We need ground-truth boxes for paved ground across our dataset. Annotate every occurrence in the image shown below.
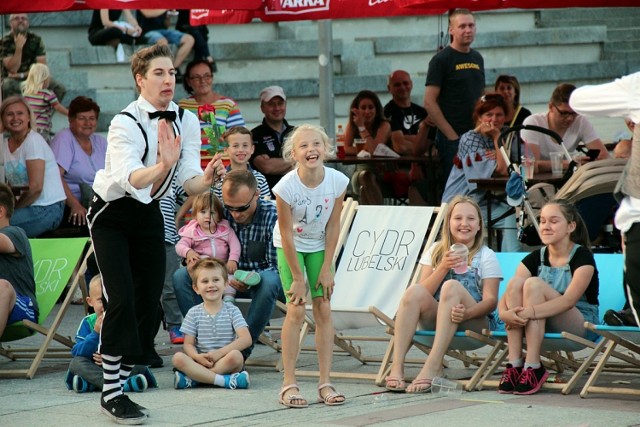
[1,303,639,427]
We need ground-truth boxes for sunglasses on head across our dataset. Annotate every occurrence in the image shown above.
[223,192,256,213]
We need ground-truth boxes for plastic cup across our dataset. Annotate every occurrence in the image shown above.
[450,243,468,274]
[354,138,366,153]
[431,377,463,397]
[521,156,535,180]
[550,152,563,175]
[336,143,346,159]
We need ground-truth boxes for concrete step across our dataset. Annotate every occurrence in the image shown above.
[603,50,640,61]
[536,7,640,27]
[604,40,640,52]
[607,28,640,42]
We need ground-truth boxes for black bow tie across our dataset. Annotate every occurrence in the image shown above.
[149,110,177,122]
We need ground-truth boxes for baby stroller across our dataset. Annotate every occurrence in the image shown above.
[500,125,623,252]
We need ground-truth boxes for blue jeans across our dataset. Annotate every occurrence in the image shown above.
[435,130,460,194]
[11,201,64,237]
[173,266,284,357]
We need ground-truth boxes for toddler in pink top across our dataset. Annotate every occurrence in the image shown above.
[176,191,242,302]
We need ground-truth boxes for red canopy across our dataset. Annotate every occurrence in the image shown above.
[398,0,640,9]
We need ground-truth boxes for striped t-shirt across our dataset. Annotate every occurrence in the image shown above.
[180,302,248,354]
[24,89,59,138]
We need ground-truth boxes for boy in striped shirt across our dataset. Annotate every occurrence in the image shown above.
[171,257,251,390]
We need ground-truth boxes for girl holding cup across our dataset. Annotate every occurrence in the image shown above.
[385,195,502,393]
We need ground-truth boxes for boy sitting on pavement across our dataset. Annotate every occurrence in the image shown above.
[65,275,157,393]
[172,258,251,390]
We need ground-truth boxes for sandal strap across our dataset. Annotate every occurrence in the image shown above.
[318,383,345,403]
[279,383,300,399]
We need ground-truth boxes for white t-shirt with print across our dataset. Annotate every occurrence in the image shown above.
[419,243,502,281]
[521,113,599,159]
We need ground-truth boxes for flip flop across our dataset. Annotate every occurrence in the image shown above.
[384,376,406,392]
[234,270,261,287]
[279,384,308,409]
[406,378,432,393]
[317,383,346,406]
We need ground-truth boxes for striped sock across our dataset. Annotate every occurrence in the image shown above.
[119,363,134,388]
[101,354,122,403]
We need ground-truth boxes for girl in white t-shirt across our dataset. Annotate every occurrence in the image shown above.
[385,195,502,393]
[273,124,349,408]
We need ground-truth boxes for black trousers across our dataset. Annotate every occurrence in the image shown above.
[88,195,165,363]
[624,222,640,325]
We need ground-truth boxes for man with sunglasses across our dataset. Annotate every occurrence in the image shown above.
[521,83,608,172]
[172,170,283,359]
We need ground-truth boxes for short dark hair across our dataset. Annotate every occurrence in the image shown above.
[494,75,522,107]
[223,126,252,142]
[550,83,576,105]
[0,183,15,218]
[222,169,258,196]
[68,96,100,119]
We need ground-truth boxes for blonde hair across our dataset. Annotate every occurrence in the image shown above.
[21,63,50,95]
[282,124,334,165]
[190,257,228,284]
[431,195,484,267]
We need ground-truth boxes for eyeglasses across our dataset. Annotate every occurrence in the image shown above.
[552,104,578,118]
[223,192,256,213]
[188,74,213,82]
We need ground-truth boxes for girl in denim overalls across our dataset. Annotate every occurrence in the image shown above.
[498,200,599,395]
[386,195,502,393]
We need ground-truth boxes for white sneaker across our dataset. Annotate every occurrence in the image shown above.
[116,44,126,63]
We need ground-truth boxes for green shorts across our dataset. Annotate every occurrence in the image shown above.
[276,248,332,302]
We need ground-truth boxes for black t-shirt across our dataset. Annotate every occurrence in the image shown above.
[137,11,167,33]
[521,245,599,305]
[250,119,294,191]
[425,46,485,136]
[384,101,427,135]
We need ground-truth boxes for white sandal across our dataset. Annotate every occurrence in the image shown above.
[279,384,308,409]
[317,383,346,406]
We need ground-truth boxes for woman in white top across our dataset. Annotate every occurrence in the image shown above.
[1,96,65,237]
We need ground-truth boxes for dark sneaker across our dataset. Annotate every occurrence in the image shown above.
[224,371,250,389]
[169,326,185,345]
[604,309,638,327]
[513,366,549,395]
[497,364,522,394]
[101,394,146,425]
[72,375,96,393]
[174,370,198,389]
[123,374,148,393]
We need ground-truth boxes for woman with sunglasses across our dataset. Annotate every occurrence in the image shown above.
[521,83,609,172]
[442,93,521,252]
[494,75,532,162]
[178,59,245,168]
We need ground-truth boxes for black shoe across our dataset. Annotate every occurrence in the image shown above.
[101,395,146,425]
[143,350,164,368]
[513,366,549,395]
[604,309,638,327]
[497,364,522,394]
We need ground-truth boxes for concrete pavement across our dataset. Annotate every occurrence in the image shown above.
[1,303,639,427]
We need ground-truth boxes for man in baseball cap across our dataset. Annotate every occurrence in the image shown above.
[250,86,294,194]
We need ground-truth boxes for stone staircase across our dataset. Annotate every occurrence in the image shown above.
[8,7,640,140]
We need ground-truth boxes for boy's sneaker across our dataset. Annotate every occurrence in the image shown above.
[224,371,250,389]
[513,366,549,395]
[223,295,236,304]
[123,374,148,393]
[497,364,522,394]
[72,375,95,393]
[174,370,198,389]
[169,326,185,345]
[101,394,146,425]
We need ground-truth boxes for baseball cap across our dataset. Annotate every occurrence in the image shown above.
[260,86,286,103]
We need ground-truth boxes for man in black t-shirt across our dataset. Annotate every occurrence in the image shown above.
[424,9,485,191]
[250,86,294,195]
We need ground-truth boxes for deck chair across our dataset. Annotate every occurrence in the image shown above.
[294,203,446,382]
[245,198,359,371]
[475,252,627,394]
[578,323,640,397]
[0,238,89,379]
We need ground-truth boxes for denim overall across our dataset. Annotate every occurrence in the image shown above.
[537,245,599,329]
[435,253,499,331]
